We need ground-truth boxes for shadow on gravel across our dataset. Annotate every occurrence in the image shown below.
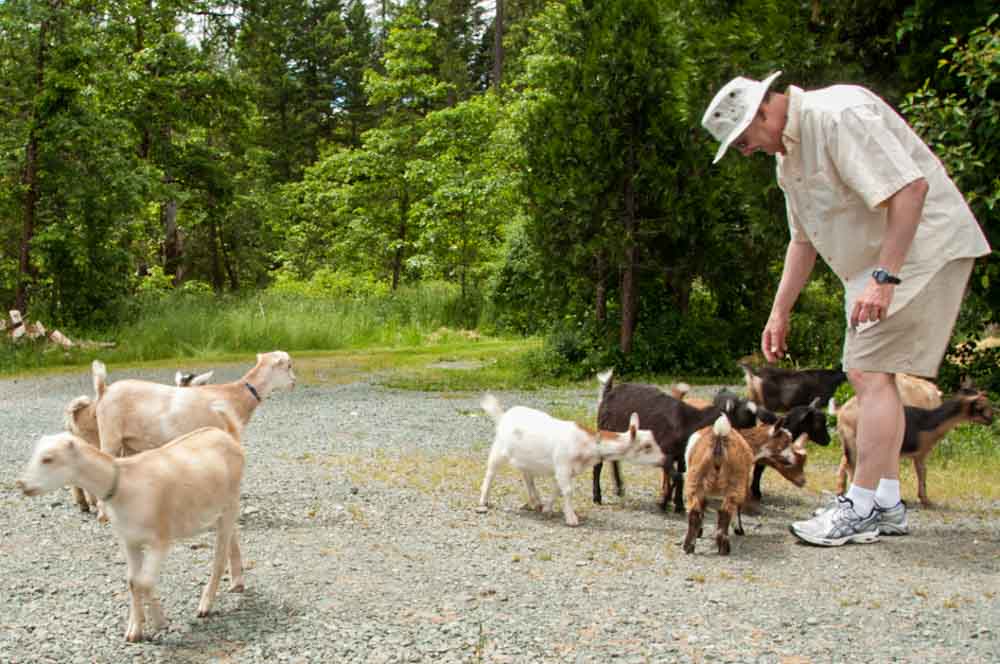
[146,587,301,663]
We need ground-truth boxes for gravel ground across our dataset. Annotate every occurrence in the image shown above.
[0,360,998,664]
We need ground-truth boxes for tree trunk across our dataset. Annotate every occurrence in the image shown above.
[619,147,639,355]
[208,214,224,292]
[595,249,607,325]
[391,192,409,291]
[15,5,56,314]
[161,195,183,284]
[493,0,504,92]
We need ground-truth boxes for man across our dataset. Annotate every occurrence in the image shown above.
[701,72,990,546]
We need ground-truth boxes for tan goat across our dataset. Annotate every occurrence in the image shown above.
[95,351,294,459]
[63,361,214,512]
[683,415,754,555]
[17,405,246,642]
[835,373,942,503]
[838,389,993,505]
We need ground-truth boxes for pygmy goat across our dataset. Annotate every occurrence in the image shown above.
[739,363,846,412]
[17,405,245,642]
[683,415,754,555]
[477,394,664,526]
[748,399,831,503]
[837,391,993,506]
[593,369,759,513]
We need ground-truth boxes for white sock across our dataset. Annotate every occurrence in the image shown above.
[845,484,876,517]
[875,478,901,508]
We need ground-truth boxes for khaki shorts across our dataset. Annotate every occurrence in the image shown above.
[842,258,974,377]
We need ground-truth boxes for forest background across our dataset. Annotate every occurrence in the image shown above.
[1,0,998,392]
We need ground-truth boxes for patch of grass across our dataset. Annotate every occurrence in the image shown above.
[807,424,1000,508]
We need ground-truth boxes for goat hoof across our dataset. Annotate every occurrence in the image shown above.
[683,542,695,555]
[475,505,488,514]
[197,609,210,618]
[229,582,245,593]
[673,505,686,515]
[718,539,731,555]
[734,526,745,536]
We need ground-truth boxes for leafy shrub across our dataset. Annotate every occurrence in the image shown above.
[268,267,390,299]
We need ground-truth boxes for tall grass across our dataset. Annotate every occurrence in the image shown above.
[0,282,492,375]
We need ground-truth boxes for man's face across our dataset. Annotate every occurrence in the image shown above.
[733,98,785,157]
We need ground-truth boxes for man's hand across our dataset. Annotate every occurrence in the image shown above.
[762,313,790,362]
[850,281,895,328]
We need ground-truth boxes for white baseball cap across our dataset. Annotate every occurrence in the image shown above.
[701,71,782,163]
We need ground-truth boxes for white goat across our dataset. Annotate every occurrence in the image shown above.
[96,351,295,459]
[477,394,665,526]
[16,405,245,642]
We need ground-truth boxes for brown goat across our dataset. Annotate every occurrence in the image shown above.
[683,415,754,555]
[838,391,994,505]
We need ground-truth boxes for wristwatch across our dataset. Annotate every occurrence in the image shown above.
[871,267,902,285]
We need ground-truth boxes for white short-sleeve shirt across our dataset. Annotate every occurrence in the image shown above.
[776,84,990,320]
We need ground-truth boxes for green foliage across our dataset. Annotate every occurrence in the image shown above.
[940,339,1000,400]
[901,14,1000,319]
[269,267,391,299]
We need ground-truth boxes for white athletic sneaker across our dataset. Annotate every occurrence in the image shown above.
[790,496,880,547]
[875,500,909,536]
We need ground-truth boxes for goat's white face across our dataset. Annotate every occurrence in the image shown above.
[619,428,666,467]
[259,351,296,391]
[16,434,79,497]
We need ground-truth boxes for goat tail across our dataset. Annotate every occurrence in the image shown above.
[210,401,243,440]
[670,382,691,400]
[91,360,108,400]
[712,414,731,471]
[480,394,504,422]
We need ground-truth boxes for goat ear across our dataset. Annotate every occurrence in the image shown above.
[809,397,821,409]
[792,435,808,454]
[772,416,786,433]
[191,371,213,386]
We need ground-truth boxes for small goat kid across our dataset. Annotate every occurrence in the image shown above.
[17,405,246,642]
[683,415,754,555]
[837,391,993,506]
[478,394,664,526]
[739,363,846,412]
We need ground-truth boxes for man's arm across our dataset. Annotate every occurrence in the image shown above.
[763,239,817,362]
[850,177,928,327]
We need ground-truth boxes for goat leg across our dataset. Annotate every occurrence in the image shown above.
[611,460,625,497]
[750,463,765,501]
[734,507,745,536]
[592,461,604,504]
[71,486,90,512]
[716,509,732,556]
[228,530,245,592]
[199,515,236,617]
[683,508,702,554]
[914,456,931,507]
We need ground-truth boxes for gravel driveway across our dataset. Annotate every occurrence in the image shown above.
[0,360,997,663]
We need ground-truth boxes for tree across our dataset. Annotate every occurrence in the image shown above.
[901,14,1000,319]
